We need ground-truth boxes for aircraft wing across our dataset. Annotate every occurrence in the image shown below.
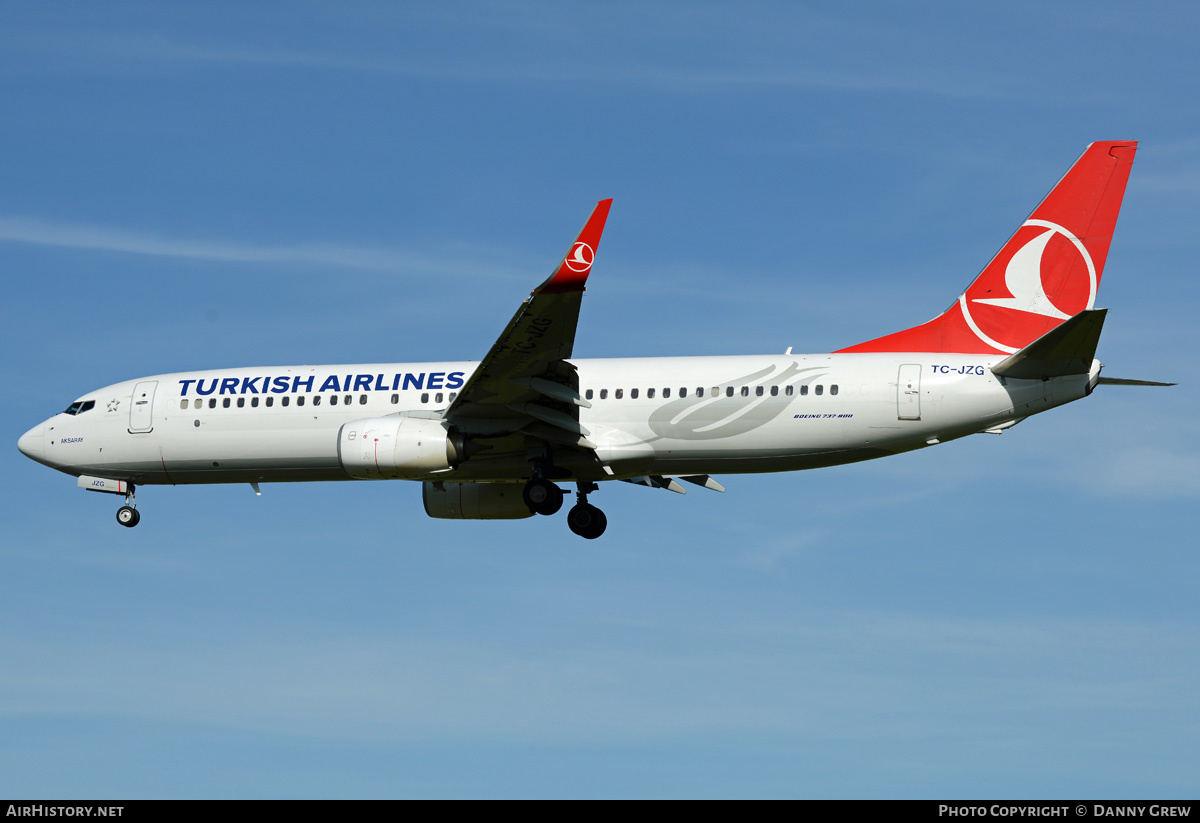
[444,199,612,449]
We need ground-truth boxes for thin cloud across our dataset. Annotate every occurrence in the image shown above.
[1081,447,1200,499]
[0,215,525,280]
[2,611,1195,744]
[72,33,1023,101]
[1131,169,1200,193]
[89,34,448,77]
[625,65,1021,99]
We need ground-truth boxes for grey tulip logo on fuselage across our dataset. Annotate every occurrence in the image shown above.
[645,363,827,442]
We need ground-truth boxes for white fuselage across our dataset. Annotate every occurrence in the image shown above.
[18,352,1095,487]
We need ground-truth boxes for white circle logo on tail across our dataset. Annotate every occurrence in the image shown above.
[959,219,1097,353]
[565,241,594,273]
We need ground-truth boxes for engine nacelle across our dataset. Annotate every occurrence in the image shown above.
[422,482,534,520]
[337,417,459,479]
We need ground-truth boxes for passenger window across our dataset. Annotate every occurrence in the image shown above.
[345,394,352,406]
[600,389,608,399]
[631,388,638,399]
[312,395,321,406]
[756,386,764,396]
[800,385,808,396]
[647,388,655,399]
[725,387,733,397]
[330,395,338,406]
[209,398,217,408]
[663,388,671,398]
[831,384,838,396]
[359,394,367,405]
[421,393,429,403]
[770,386,778,396]
[180,399,189,410]
[786,386,794,396]
[223,398,231,408]
[391,393,399,404]
[297,395,306,406]
[740,386,749,397]
[237,397,245,408]
[815,385,823,396]
[586,389,594,400]
[616,389,623,399]
[282,397,289,407]
[698,387,705,398]
[711,387,719,397]
[251,397,259,407]
[266,397,274,408]
[679,387,687,398]
[449,392,457,402]
[436,392,444,403]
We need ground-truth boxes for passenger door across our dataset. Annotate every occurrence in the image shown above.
[896,364,921,421]
[129,380,157,433]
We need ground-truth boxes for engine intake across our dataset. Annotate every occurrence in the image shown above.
[338,417,461,479]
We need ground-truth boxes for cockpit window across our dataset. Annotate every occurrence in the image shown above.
[63,400,95,416]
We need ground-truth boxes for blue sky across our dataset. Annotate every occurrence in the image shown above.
[2,1,1198,798]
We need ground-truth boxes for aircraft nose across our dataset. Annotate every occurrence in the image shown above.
[18,423,44,462]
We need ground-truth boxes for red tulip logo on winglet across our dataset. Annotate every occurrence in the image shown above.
[565,241,595,273]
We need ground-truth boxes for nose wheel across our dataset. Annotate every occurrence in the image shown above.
[115,485,140,528]
[566,482,606,539]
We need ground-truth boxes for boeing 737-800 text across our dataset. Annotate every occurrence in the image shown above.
[18,141,1170,538]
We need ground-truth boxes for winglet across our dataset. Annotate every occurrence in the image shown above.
[535,199,613,295]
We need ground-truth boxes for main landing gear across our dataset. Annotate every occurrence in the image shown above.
[522,477,564,516]
[521,478,607,539]
[567,481,606,540]
[115,485,141,528]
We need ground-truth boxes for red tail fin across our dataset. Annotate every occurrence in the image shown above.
[838,141,1137,354]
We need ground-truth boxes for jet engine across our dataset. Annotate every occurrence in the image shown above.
[422,482,534,519]
[337,417,465,479]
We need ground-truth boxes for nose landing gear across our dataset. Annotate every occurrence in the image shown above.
[115,485,140,528]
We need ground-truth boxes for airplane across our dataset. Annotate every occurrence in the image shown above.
[17,141,1172,539]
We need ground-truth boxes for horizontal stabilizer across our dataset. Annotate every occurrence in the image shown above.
[991,309,1106,380]
[1096,377,1177,387]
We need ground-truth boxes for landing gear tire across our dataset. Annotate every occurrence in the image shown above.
[116,506,140,528]
[523,478,564,516]
[567,503,607,539]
